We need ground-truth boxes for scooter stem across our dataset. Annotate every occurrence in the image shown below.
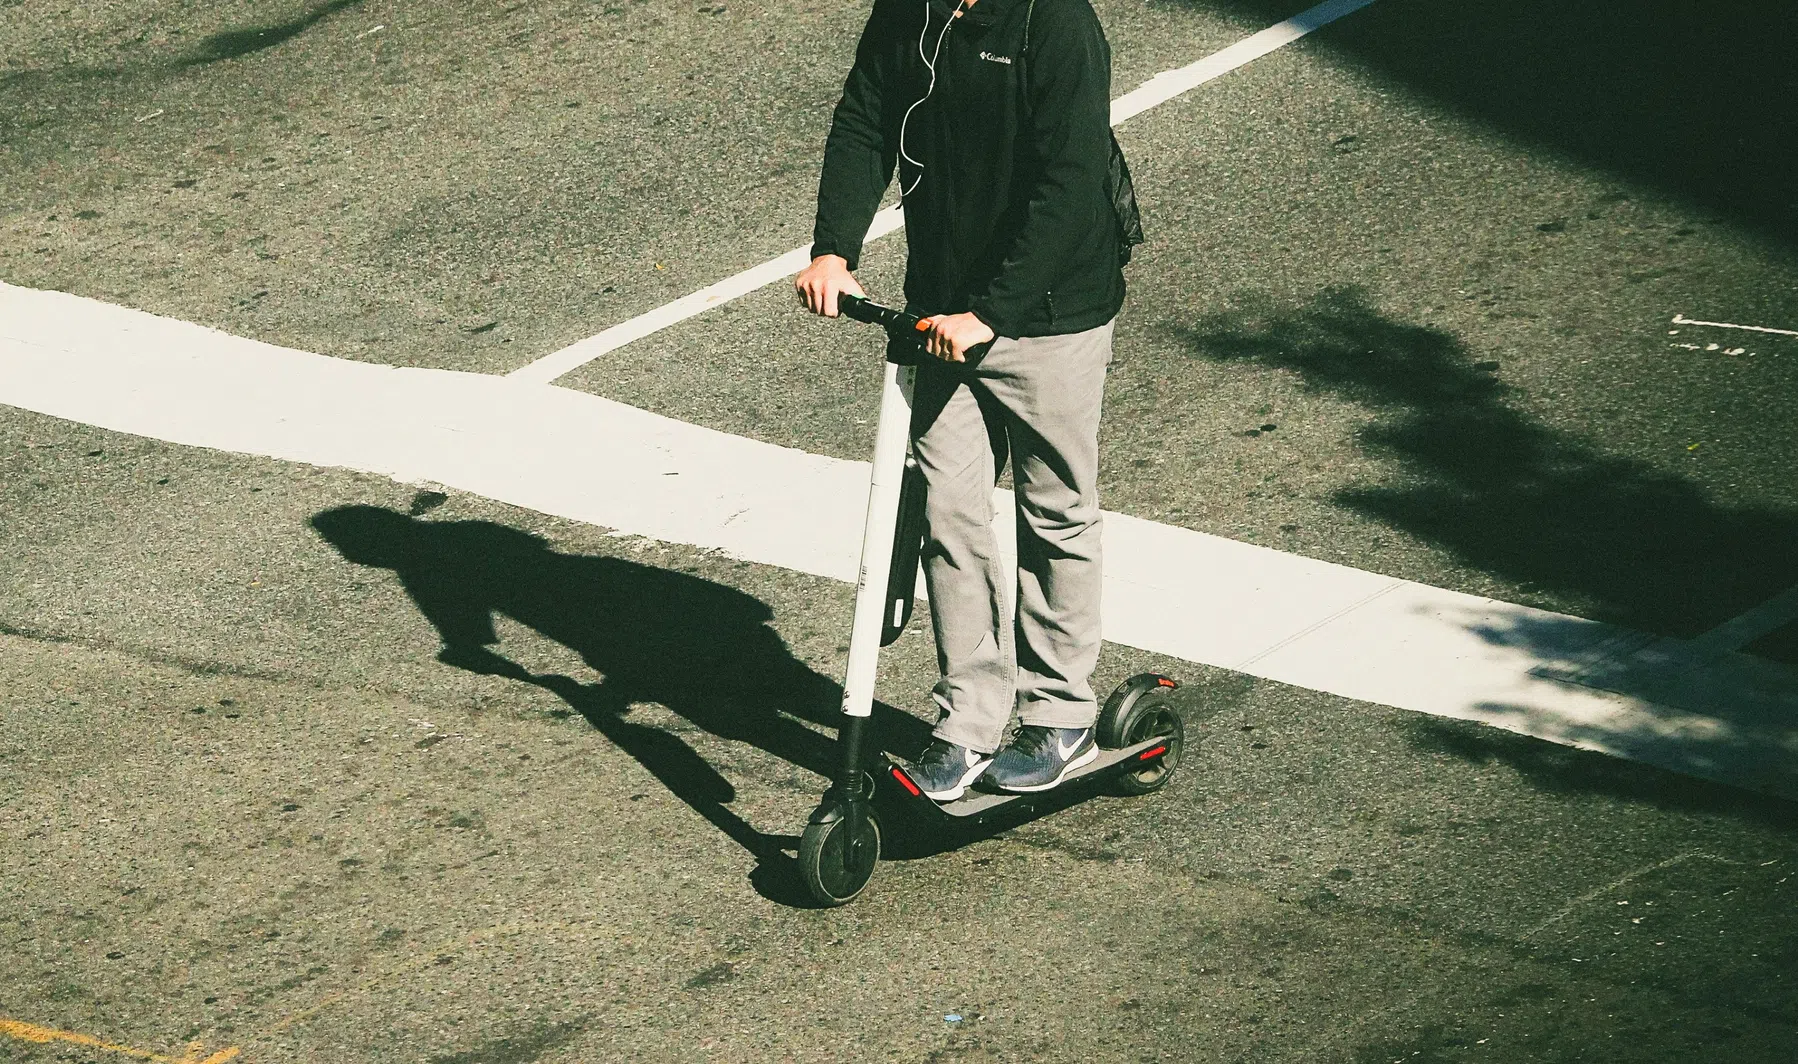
[840,358,916,728]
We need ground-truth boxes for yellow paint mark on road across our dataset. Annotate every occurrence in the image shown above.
[179,1042,242,1064]
[0,1017,239,1064]
[5,922,613,1060]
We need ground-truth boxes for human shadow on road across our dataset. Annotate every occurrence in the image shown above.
[1193,0,1798,249]
[309,504,934,904]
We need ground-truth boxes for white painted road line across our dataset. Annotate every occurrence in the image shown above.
[1108,0,1379,124]
[1688,583,1798,659]
[508,242,815,387]
[1671,314,1798,339]
[509,209,908,387]
[6,281,1797,800]
[508,0,1381,386]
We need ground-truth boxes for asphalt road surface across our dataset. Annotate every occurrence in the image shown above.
[3,1,1796,1061]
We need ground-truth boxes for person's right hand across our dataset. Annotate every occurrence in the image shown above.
[795,254,865,318]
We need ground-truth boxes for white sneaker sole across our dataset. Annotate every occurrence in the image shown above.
[993,744,1099,794]
[920,757,994,802]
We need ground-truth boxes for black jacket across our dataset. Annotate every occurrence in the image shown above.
[810,0,1124,338]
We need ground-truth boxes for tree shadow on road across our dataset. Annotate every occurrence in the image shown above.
[1185,285,1798,638]
[1193,0,1798,250]
[1,0,366,144]
[1398,713,1798,835]
[309,504,934,906]
[1185,287,1798,812]
[180,0,366,67]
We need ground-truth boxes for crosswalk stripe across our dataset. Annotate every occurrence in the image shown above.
[6,280,1795,799]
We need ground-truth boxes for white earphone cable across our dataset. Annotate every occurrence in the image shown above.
[897,0,964,199]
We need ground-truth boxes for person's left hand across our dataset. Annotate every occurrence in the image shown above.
[919,312,995,363]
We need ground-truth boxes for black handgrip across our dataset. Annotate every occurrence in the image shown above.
[838,293,929,337]
[837,293,994,365]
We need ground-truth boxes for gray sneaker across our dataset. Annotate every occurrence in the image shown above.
[905,739,994,802]
[983,725,1098,793]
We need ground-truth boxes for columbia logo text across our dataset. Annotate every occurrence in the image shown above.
[979,51,1013,64]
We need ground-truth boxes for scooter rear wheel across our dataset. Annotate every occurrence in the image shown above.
[1097,674,1185,796]
[799,803,881,906]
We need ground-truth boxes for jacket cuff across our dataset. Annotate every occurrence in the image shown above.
[809,240,860,272]
[967,301,1009,339]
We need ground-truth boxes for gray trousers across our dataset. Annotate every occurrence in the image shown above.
[910,320,1114,754]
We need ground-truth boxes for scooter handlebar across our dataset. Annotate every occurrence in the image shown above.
[837,293,931,337]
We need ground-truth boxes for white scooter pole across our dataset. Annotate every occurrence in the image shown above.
[825,293,934,793]
[840,358,916,724]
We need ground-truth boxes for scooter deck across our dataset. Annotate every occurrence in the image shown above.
[886,735,1174,820]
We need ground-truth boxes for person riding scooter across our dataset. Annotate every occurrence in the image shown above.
[797,0,1128,799]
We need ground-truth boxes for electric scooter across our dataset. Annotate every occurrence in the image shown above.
[797,293,1186,907]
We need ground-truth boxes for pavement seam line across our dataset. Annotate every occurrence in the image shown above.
[1231,578,1405,670]
[258,920,615,1040]
[505,0,1382,385]
[1520,851,1740,941]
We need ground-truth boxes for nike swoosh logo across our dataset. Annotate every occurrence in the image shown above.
[1056,735,1085,759]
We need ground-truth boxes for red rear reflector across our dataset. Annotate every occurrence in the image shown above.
[1138,745,1168,761]
[1157,677,1177,688]
[891,767,923,797]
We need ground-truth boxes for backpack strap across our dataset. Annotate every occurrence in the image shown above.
[1018,0,1143,265]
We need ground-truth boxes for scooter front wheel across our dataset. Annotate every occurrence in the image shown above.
[799,802,881,906]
